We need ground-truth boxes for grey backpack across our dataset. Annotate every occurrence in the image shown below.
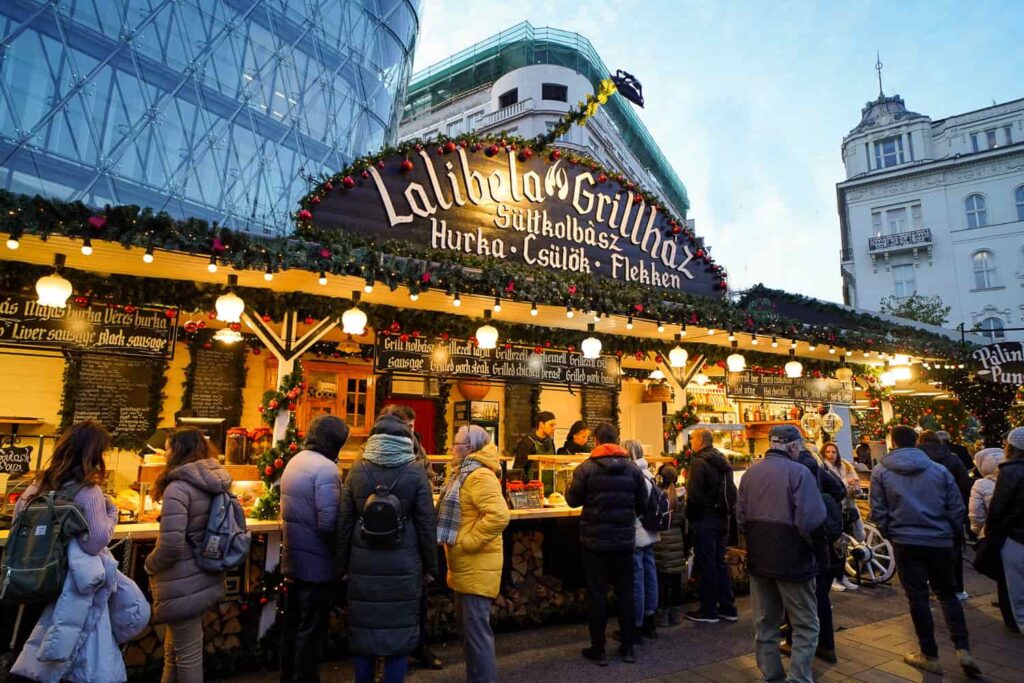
[191,491,250,572]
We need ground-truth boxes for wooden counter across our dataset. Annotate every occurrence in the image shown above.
[0,518,282,546]
[508,506,580,520]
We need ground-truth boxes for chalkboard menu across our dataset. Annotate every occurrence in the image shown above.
[504,384,535,456]
[375,337,620,388]
[185,343,245,425]
[582,388,617,433]
[0,292,177,358]
[0,445,32,475]
[726,371,854,405]
[70,355,160,445]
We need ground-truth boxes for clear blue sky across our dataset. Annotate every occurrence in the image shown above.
[413,0,1024,303]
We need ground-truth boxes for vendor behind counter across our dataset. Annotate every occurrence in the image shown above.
[511,411,557,481]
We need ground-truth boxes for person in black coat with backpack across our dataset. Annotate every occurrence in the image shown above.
[336,413,438,683]
[685,428,738,624]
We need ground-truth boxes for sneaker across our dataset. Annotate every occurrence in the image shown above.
[956,591,970,601]
[904,652,943,675]
[839,577,859,591]
[779,642,792,657]
[581,647,610,667]
[718,606,739,622]
[831,579,847,592]
[815,647,838,664]
[956,649,982,678]
[685,611,720,624]
[617,645,636,664]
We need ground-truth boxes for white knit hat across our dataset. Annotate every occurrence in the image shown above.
[1008,427,1024,451]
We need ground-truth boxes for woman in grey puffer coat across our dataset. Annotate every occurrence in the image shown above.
[145,428,233,683]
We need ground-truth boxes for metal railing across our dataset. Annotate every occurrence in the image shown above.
[868,228,932,253]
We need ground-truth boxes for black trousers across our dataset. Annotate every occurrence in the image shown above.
[279,579,332,683]
[657,571,684,609]
[693,517,735,617]
[581,547,635,650]
[893,544,970,657]
[952,536,965,594]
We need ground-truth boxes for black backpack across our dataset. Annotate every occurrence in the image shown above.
[640,481,672,532]
[359,463,411,546]
[0,483,88,604]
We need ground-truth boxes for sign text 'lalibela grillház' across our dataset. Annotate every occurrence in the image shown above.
[306,149,723,297]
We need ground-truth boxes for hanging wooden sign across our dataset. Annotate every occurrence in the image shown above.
[726,371,854,405]
[973,341,1024,385]
[302,148,724,297]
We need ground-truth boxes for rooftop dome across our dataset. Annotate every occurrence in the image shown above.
[849,93,926,136]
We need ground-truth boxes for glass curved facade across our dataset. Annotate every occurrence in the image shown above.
[0,0,420,235]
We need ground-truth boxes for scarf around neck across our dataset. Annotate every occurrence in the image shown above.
[362,433,415,467]
[436,452,490,545]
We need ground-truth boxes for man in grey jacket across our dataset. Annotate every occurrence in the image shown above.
[737,425,825,683]
[871,426,979,677]
[278,414,349,682]
[737,428,823,683]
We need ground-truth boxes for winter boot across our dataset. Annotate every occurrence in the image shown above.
[641,614,658,640]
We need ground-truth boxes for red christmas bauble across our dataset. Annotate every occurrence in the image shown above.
[597,173,607,184]
[486,144,500,156]
[269,399,279,409]
[400,159,414,173]
[304,316,315,325]
[252,348,261,355]
[533,345,543,354]
[444,141,457,154]
[342,175,355,189]
[289,442,299,452]
[323,181,333,191]
[310,196,321,205]
[549,149,561,161]
[165,309,177,319]
[297,209,312,221]
[202,342,212,349]
[274,458,284,469]
[230,322,241,332]
[440,332,450,341]
[184,321,198,334]
[360,170,369,179]
[264,466,274,476]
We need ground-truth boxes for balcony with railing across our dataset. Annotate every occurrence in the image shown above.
[478,98,535,129]
[867,228,933,268]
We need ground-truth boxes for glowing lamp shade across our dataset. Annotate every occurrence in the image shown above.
[726,352,746,372]
[785,360,804,378]
[649,369,666,381]
[476,323,499,350]
[834,366,854,381]
[668,345,689,368]
[581,324,602,359]
[891,365,912,381]
[215,291,245,324]
[879,371,896,387]
[213,327,242,344]
[342,306,367,335]
[35,272,73,308]
[694,373,709,386]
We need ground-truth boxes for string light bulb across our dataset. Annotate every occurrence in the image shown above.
[81,237,93,256]
[668,334,688,368]
[493,296,502,313]
[409,292,419,302]
[751,334,759,346]
[771,336,779,348]
[679,323,687,337]
[828,345,836,355]
[530,302,538,317]
[207,254,218,273]
[727,330,736,342]
[264,267,274,282]
[626,316,634,330]
[785,350,803,378]
[657,321,665,333]
[452,292,461,308]
[808,343,817,352]
[6,234,19,250]
[566,305,574,319]
[363,283,374,294]
[142,246,154,263]
[318,271,327,286]
[215,275,245,323]
[726,340,746,372]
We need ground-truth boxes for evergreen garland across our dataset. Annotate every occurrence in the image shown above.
[434,379,452,454]
[663,399,700,443]
[251,363,305,519]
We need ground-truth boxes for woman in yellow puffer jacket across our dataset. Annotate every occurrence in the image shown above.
[437,425,510,682]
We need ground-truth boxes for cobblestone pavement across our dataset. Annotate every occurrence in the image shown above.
[229,566,1022,681]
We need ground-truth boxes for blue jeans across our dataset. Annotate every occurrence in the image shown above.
[633,545,658,625]
[353,655,407,683]
[693,516,735,617]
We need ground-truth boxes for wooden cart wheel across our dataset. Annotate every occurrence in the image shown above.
[845,523,896,584]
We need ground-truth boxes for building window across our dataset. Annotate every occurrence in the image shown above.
[871,203,921,235]
[498,88,518,109]
[1015,185,1024,221]
[971,133,979,153]
[965,194,987,229]
[891,264,916,299]
[972,250,998,289]
[874,136,905,168]
[447,119,464,137]
[541,83,568,102]
[979,317,1005,340]
[1006,125,1014,145]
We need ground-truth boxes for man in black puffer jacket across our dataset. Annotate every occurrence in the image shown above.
[685,428,738,624]
[566,423,647,666]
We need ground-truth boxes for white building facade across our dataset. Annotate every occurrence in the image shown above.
[837,92,1024,342]
[397,23,691,219]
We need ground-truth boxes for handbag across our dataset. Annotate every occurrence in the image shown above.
[972,533,1006,581]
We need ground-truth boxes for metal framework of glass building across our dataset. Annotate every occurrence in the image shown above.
[0,0,420,235]
[403,22,689,214]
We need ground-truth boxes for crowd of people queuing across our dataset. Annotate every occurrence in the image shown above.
[3,411,1023,683]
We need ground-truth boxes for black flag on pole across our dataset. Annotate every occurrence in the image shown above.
[611,70,644,107]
